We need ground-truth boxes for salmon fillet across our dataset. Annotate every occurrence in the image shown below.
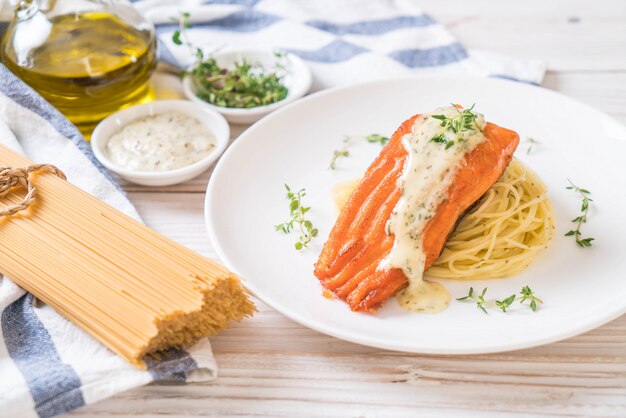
[314,113,520,312]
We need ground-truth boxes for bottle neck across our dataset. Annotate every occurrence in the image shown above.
[15,0,40,20]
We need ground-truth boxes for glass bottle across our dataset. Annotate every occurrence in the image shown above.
[0,0,157,138]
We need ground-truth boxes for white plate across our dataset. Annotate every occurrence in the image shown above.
[205,77,626,354]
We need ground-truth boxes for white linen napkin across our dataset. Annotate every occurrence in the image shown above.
[0,64,218,418]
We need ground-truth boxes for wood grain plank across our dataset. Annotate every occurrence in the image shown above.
[414,0,626,72]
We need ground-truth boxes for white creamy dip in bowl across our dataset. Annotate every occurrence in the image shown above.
[91,100,230,186]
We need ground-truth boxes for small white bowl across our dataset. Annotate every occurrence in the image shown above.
[91,100,230,186]
[182,48,312,124]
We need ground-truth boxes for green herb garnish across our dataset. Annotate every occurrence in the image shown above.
[430,133,455,150]
[172,13,192,45]
[458,286,543,313]
[365,134,390,146]
[329,148,350,170]
[173,12,288,109]
[518,286,543,311]
[275,184,318,250]
[495,294,516,312]
[523,137,540,154]
[565,180,595,248]
[172,12,203,61]
[456,287,488,314]
[430,104,481,149]
[329,133,390,170]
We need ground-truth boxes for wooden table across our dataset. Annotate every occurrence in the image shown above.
[70,1,626,416]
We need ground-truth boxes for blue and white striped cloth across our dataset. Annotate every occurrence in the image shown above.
[134,0,546,88]
[0,1,546,417]
[0,66,217,417]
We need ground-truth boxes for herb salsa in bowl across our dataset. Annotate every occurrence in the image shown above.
[182,48,312,124]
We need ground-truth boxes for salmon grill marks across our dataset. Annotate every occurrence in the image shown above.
[314,113,520,312]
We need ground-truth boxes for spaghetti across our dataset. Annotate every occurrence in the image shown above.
[333,158,554,281]
[0,145,255,368]
[427,158,555,279]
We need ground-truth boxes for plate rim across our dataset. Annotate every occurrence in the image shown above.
[205,75,626,355]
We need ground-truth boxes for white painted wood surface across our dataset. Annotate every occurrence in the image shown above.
[68,1,626,416]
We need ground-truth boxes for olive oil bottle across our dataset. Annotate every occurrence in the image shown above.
[1,1,157,138]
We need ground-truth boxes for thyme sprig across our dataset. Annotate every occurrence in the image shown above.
[172,12,203,60]
[457,286,543,313]
[329,134,390,170]
[495,294,516,312]
[172,12,288,108]
[365,134,390,146]
[523,137,541,155]
[329,149,350,170]
[565,180,595,248]
[275,185,318,250]
[456,287,488,314]
[430,133,455,150]
[430,104,481,149]
[518,285,543,311]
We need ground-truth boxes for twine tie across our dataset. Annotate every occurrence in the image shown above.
[0,164,66,217]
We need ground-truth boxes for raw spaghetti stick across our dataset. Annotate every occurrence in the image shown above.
[0,145,255,368]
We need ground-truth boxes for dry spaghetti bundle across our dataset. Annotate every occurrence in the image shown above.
[0,145,254,368]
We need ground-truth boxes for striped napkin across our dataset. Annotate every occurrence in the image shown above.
[0,1,546,417]
[0,64,218,418]
[134,0,546,88]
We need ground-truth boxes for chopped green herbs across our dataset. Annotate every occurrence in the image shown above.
[276,185,318,250]
[565,180,595,248]
[189,58,288,108]
[329,133,390,170]
[430,104,481,149]
[457,286,543,313]
[173,12,288,108]
[430,133,455,150]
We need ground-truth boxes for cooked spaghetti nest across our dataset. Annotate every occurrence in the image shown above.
[426,158,555,279]
[333,158,555,280]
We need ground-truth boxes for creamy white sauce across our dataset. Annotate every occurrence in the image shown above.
[396,281,451,313]
[380,106,487,312]
[106,112,216,171]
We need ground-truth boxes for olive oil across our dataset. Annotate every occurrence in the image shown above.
[1,11,157,138]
